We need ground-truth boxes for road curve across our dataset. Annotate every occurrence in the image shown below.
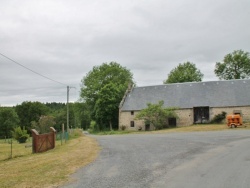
[61,130,250,188]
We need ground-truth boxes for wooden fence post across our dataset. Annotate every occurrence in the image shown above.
[31,129,39,153]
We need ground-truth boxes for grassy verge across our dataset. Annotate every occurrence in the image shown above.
[0,134,100,188]
[153,123,250,133]
[92,130,137,135]
[147,124,235,133]
[92,123,250,135]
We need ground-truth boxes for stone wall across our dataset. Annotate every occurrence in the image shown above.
[119,106,250,131]
[211,106,250,122]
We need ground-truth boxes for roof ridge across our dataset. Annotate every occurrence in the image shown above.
[135,79,250,88]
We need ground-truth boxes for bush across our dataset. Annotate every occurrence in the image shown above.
[88,121,99,133]
[69,129,83,139]
[120,125,126,131]
[211,111,227,123]
[12,127,29,143]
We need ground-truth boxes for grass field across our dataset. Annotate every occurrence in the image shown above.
[0,133,100,188]
[0,138,33,161]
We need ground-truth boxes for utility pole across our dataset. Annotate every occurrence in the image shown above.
[66,86,76,134]
[67,86,69,133]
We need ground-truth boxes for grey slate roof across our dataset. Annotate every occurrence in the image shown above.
[120,79,250,111]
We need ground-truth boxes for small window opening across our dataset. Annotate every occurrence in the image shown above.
[130,121,135,127]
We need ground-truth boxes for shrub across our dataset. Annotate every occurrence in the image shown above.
[31,115,56,134]
[210,111,227,123]
[88,121,99,133]
[69,129,83,139]
[120,125,126,131]
[12,127,29,143]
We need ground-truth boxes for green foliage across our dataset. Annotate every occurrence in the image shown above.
[68,129,83,139]
[31,115,56,134]
[0,107,20,138]
[12,126,29,143]
[164,62,204,84]
[135,101,179,130]
[51,103,74,131]
[95,83,123,130]
[210,111,227,124]
[88,121,99,133]
[120,125,126,131]
[14,101,90,133]
[52,107,67,131]
[80,62,134,130]
[15,101,49,131]
[214,50,250,80]
[73,102,91,130]
[45,102,66,111]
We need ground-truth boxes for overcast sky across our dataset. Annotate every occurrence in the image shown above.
[1,0,250,106]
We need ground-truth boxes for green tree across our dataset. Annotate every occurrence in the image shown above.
[214,50,250,80]
[0,107,20,137]
[94,83,123,131]
[51,103,75,131]
[15,101,49,131]
[135,101,178,130]
[164,62,204,84]
[31,115,56,134]
[73,102,91,130]
[80,62,134,130]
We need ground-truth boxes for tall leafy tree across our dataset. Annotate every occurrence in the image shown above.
[164,62,204,84]
[135,101,178,130]
[0,107,20,137]
[214,50,250,80]
[94,83,123,130]
[15,101,49,131]
[73,102,91,130]
[80,62,133,130]
[49,103,75,131]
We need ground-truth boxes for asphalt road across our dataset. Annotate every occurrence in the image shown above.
[62,130,250,188]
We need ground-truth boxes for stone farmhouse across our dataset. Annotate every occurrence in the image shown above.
[119,79,250,131]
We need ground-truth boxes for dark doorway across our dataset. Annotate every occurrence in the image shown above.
[168,118,177,127]
[145,123,150,131]
[193,107,209,124]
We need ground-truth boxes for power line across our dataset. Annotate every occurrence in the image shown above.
[0,52,68,86]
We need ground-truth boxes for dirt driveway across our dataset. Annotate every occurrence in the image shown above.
[62,130,250,188]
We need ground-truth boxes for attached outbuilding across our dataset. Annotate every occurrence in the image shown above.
[119,79,250,131]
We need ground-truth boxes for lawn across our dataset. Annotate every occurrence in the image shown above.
[0,138,33,161]
[0,133,100,188]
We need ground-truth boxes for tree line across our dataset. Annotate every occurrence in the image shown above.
[0,49,249,136]
[0,102,90,139]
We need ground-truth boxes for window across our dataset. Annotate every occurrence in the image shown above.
[130,121,135,127]
[131,111,134,115]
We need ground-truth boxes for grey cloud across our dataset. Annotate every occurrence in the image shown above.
[0,0,250,106]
